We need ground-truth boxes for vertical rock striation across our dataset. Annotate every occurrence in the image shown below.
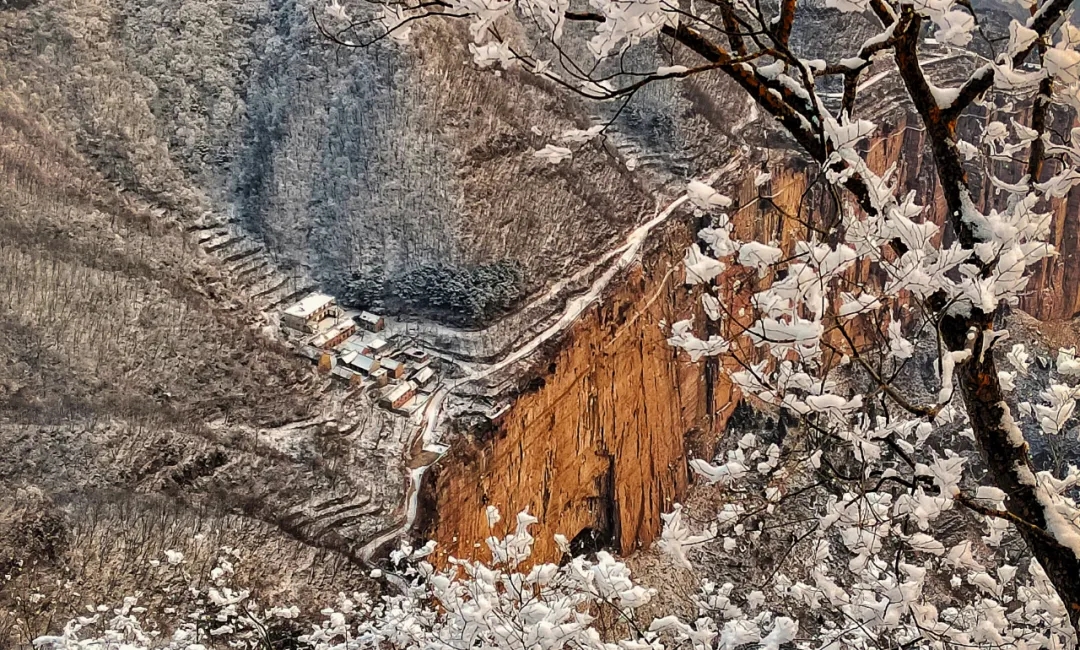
[423,111,1080,564]
[422,220,738,563]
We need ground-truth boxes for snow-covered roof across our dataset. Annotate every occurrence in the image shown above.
[331,366,355,381]
[384,381,417,402]
[284,293,335,320]
[414,367,435,384]
[350,354,379,373]
[310,320,355,348]
[339,337,371,354]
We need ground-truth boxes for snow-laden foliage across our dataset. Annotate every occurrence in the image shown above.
[657,134,1080,642]
[32,510,800,650]
[31,493,1080,649]
[665,410,1080,648]
[312,0,1080,643]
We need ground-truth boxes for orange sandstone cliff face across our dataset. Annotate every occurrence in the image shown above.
[419,219,737,564]
[419,115,1080,566]
[417,170,818,564]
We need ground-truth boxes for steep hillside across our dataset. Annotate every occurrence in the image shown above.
[0,0,659,326]
[0,51,406,645]
[0,99,306,426]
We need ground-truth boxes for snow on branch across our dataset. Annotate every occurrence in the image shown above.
[316,0,1080,635]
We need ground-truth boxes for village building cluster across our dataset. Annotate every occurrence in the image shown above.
[280,293,440,413]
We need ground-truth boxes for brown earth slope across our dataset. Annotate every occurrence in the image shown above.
[0,70,397,647]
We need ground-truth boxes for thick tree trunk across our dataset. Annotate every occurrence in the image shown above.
[895,0,1080,623]
[946,317,1080,630]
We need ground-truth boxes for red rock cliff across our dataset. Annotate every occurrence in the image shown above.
[419,219,734,563]
[421,115,1080,565]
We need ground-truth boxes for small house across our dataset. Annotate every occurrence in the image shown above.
[382,358,406,379]
[380,381,417,410]
[367,338,390,356]
[317,352,337,373]
[282,293,336,333]
[331,366,363,387]
[311,320,357,350]
[370,368,389,387]
[339,337,373,356]
[358,311,385,333]
[407,357,431,373]
[413,366,435,388]
[403,347,428,363]
[342,352,380,375]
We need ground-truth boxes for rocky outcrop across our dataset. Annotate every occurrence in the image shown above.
[417,164,812,563]
[420,218,737,563]
[421,106,1080,564]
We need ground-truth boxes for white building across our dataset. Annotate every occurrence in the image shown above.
[358,311,385,332]
[413,366,435,387]
[282,293,336,333]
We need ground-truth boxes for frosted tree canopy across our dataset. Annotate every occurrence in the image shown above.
[316,0,1080,643]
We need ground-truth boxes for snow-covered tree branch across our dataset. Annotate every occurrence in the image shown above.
[309,0,1080,644]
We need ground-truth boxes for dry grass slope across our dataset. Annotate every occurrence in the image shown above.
[0,88,401,646]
